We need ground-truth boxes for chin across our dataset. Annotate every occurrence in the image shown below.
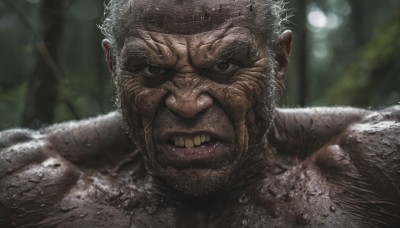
[147,134,245,196]
[156,165,238,196]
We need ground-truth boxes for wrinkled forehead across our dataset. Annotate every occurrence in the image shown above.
[116,0,257,35]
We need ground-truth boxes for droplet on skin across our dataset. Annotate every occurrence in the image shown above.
[297,211,311,225]
[145,205,158,214]
[238,194,249,204]
[329,205,336,213]
[270,207,281,218]
[285,191,294,202]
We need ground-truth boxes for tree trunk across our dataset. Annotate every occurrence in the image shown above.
[348,0,366,50]
[95,1,108,113]
[297,0,308,107]
[22,0,67,128]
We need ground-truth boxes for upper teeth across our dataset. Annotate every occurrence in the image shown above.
[172,135,211,148]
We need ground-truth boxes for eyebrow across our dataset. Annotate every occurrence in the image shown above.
[201,38,254,65]
[121,43,165,66]
[218,41,252,59]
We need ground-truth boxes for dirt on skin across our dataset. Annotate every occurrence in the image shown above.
[0,107,399,227]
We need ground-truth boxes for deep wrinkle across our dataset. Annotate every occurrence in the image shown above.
[2,0,399,227]
[120,28,265,82]
[109,1,278,197]
[115,21,273,195]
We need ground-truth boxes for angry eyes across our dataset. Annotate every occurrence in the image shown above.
[142,65,168,76]
[141,61,240,78]
[211,62,240,74]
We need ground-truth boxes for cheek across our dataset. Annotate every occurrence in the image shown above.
[216,71,268,120]
[119,76,166,122]
[211,70,272,148]
[117,76,168,152]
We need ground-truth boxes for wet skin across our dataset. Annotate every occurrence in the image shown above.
[106,0,282,195]
[1,108,399,227]
[1,0,400,227]
[113,27,274,195]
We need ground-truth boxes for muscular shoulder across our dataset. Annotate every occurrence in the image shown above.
[314,106,400,226]
[270,106,370,158]
[0,112,139,226]
[0,128,80,226]
[337,106,400,199]
[268,106,400,226]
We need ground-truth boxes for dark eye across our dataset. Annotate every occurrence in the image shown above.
[211,62,239,73]
[142,65,168,77]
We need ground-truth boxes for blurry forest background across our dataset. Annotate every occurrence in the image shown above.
[0,0,399,129]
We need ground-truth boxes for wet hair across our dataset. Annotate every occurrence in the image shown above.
[100,0,290,52]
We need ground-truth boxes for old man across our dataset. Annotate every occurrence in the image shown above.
[1,0,399,227]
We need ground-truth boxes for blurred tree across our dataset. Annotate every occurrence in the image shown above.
[0,0,39,129]
[285,0,399,107]
[21,0,68,128]
[348,0,366,50]
[286,0,309,107]
[297,0,309,107]
[328,8,400,107]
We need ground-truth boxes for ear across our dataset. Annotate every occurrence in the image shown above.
[102,39,117,77]
[274,30,292,83]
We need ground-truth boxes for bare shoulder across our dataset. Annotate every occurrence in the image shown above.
[338,105,400,198]
[0,127,81,226]
[43,111,134,167]
[269,106,400,226]
[270,106,371,158]
[0,112,139,227]
[313,105,400,226]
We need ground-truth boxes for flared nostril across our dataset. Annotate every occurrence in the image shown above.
[166,93,213,119]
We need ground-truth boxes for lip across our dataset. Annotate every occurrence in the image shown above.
[155,128,233,169]
[159,130,228,143]
[158,140,232,169]
[158,130,231,167]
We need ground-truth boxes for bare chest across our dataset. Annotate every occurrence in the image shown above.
[53,166,362,228]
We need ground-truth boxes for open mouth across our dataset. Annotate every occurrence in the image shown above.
[157,132,231,168]
[169,134,214,148]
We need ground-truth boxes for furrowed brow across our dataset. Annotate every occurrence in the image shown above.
[211,39,254,63]
[221,42,251,59]
[121,43,164,66]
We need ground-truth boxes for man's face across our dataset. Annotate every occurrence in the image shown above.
[105,0,290,195]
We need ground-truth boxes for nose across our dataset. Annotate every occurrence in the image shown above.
[166,92,213,119]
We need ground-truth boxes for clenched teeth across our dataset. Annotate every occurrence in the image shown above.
[172,135,211,148]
